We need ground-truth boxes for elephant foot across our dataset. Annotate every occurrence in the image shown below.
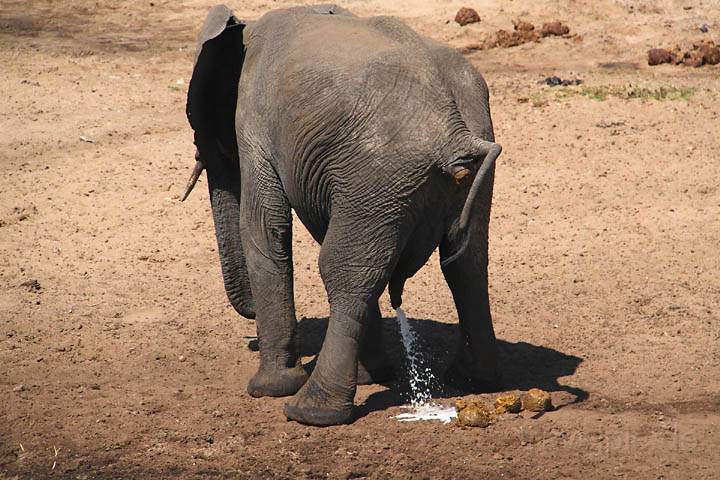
[247,365,308,398]
[444,362,503,393]
[357,361,396,385]
[283,379,353,426]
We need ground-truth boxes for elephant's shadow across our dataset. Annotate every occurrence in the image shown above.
[248,316,587,419]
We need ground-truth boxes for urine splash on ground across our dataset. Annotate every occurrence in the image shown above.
[392,307,457,423]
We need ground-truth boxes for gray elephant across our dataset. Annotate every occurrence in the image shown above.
[182,4,502,426]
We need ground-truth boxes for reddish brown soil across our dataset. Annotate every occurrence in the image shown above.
[1,1,719,479]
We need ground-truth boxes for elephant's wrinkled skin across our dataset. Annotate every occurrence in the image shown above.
[184,4,502,426]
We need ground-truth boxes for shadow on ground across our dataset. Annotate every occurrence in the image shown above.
[249,316,587,419]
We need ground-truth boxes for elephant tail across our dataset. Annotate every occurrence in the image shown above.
[440,138,502,266]
[457,139,502,231]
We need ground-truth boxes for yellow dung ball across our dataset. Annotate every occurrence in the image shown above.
[455,400,494,428]
[521,388,553,412]
[494,393,522,414]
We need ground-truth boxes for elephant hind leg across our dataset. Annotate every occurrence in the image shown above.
[284,218,402,426]
[440,224,501,392]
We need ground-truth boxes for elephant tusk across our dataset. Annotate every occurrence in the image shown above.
[180,159,205,202]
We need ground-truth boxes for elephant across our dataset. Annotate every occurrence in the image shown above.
[182,4,503,426]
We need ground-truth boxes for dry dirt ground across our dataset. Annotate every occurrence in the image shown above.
[1,0,719,478]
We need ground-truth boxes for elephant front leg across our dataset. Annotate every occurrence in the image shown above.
[241,164,307,398]
[440,228,501,392]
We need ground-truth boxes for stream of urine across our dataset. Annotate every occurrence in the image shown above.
[391,307,457,424]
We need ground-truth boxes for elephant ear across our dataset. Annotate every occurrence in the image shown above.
[186,5,245,164]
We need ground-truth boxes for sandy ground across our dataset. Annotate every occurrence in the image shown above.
[1,0,719,478]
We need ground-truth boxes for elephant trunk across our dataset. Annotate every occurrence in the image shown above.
[205,150,256,319]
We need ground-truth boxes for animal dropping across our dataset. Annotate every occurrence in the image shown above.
[647,40,720,67]
[454,7,481,26]
[521,388,553,412]
[494,393,522,414]
[455,399,494,428]
[541,21,570,37]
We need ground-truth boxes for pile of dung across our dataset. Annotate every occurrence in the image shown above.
[494,19,573,48]
[459,19,576,54]
[648,40,720,67]
[454,389,553,428]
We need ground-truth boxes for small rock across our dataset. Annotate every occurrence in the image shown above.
[13,384,25,392]
[205,435,214,444]
[454,7,481,26]
[20,279,41,292]
[699,23,709,33]
[178,355,186,362]
[541,21,570,36]
[648,48,674,66]
[79,135,95,143]
[521,388,553,412]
